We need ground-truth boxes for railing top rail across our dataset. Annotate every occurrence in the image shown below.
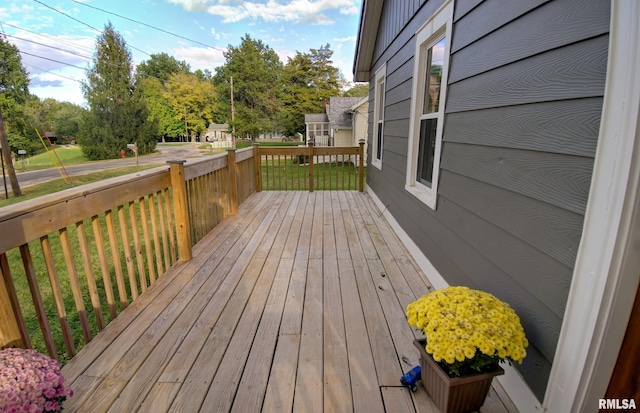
[182,147,254,180]
[0,166,171,254]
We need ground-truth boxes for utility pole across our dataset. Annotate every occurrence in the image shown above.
[0,107,21,197]
[184,105,188,143]
[230,76,236,148]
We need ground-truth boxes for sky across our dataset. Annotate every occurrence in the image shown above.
[1,0,363,106]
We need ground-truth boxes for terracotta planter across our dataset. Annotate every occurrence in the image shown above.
[414,339,504,413]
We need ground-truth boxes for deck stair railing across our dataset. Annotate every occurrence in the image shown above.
[0,142,363,363]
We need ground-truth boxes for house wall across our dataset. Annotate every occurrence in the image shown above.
[365,0,610,401]
[334,129,353,147]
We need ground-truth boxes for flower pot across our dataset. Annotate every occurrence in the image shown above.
[414,339,504,413]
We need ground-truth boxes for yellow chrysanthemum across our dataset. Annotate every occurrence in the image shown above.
[406,286,528,371]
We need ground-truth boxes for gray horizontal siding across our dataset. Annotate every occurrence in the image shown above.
[441,143,594,215]
[451,0,549,51]
[362,0,609,402]
[444,98,602,157]
[438,172,585,269]
[449,0,610,82]
[446,34,608,112]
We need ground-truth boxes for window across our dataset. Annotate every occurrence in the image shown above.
[372,63,386,169]
[406,0,452,209]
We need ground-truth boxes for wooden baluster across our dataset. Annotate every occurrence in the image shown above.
[254,143,262,193]
[91,215,117,320]
[228,149,239,215]
[163,188,177,264]
[139,196,156,285]
[59,229,92,344]
[155,191,171,272]
[118,204,138,300]
[76,221,105,330]
[148,193,164,277]
[308,141,315,192]
[0,253,28,349]
[106,209,128,309]
[129,201,147,293]
[40,235,75,356]
[19,244,57,358]
[359,140,365,192]
[168,160,193,262]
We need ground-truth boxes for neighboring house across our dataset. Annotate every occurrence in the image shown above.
[305,97,369,149]
[202,123,230,142]
[354,1,639,412]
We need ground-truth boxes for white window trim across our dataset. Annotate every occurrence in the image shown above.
[372,63,386,170]
[405,0,453,209]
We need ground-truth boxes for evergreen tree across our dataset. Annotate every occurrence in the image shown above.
[0,36,31,149]
[79,23,158,160]
[213,34,283,139]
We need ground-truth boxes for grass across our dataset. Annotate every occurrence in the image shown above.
[0,165,162,208]
[14,145,87,172]
[261,157,365,191]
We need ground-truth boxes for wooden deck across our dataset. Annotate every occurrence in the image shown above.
[60,191,517,412]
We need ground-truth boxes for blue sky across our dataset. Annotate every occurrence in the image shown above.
[1,0,363,106]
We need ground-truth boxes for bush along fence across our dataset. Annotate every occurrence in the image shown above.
[0,143,364,363]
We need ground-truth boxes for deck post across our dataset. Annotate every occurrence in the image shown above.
[308,140,314,192]
[253,143,261,193]
[227,149,239,215]
[0,256,27,349]
[167,160,192,262]
[359,139,365,192]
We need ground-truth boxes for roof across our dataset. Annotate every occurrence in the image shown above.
[207,123,229,131]
[326,97,364,128]
[304,114,329,123]
[353,0,384,82]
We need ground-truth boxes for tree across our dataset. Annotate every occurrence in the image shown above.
[343,83,369,97]
[164,72,216,141]
[79,23,158,160]
[138,77,182,140]
[278,44,343,136]
[52,102,84,137]
[0,35,29,196]
[213,34,283,139]
[136,52,190,83]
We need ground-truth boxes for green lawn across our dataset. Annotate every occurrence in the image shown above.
[14,145,87,171]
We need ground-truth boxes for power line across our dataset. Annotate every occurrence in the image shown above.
[18,50,86,71]
[69,0,226,53]
[0,21,96,54]
[32,0,152,58]
[23,62,83,84]
[4,33,93,60]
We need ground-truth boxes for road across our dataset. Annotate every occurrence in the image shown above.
[1,143,208,189]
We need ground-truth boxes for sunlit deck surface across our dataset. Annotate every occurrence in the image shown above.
[61,191,517,412]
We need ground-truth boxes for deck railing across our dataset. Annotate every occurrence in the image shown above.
[255,141,365,192]
[0,143,363,363]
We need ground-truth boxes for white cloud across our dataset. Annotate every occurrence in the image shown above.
[165,0,358,24]
[333,35,356,43]
[172,45,226,70]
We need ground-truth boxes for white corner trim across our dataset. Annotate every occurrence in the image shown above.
[543,1,640,411]
[366,185,540,411]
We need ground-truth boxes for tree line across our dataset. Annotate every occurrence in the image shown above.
[0,23,368,162]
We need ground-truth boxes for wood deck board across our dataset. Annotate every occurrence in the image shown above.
[61,191,516,413]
